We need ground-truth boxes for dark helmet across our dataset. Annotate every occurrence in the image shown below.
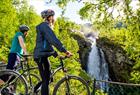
[19,25,29,32]
[41,9,55,19]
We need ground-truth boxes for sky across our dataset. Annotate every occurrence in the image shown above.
[29,0,90,24]
[29,0,139,24]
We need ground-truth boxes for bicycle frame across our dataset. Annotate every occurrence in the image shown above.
[50,57,68,80]
[50,57,72,94]
[51,57,91,95]
[34,56,91,95]
[15,56,39,90]
[50,66,62,78]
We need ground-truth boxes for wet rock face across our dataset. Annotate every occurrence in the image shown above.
[96,37,133,82]
[72,33,92,71]
[73,33,134,82]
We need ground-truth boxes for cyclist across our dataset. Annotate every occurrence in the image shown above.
[33,9,72,95]
[0,25,29,95]
[6,25,29,70]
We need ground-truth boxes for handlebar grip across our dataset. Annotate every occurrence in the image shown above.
[58,56,67,60]
[21,54,33,58]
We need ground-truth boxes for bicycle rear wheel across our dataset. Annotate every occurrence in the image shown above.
[53,75,90,95]
[0,70,28,95]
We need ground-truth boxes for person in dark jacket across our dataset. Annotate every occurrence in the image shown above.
[33,9,72,95]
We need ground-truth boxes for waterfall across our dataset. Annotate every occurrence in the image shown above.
[87,37,109,91]
[81,23,109,90]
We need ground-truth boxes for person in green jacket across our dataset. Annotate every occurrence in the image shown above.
[6,25,29,70]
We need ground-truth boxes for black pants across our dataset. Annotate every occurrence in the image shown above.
[0,53,17,82]
[34,57,50,95]
[6,53,17,70]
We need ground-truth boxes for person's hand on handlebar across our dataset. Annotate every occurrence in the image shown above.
[65,51,72,58]
[24,51,28,55]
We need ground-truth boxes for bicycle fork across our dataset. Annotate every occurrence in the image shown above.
[64,76,70,95]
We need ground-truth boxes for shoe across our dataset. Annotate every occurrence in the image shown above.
[1,87,11,95]
[34,81,42,93]
[50,77,53,83]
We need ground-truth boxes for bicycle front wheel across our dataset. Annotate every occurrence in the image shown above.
[0,70,28,95]
[53,75,90,95]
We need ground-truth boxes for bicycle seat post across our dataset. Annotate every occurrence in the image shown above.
[24,56,33,88]
[20,60,24,70]
[24,57,31,74]
[25,58,29,69]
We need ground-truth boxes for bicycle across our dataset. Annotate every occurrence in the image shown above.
[34,56,91,95]
[17,54,41,94]
[0,54,41,95]
[0,69,28,95]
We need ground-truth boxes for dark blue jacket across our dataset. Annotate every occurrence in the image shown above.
[33,22,66,58]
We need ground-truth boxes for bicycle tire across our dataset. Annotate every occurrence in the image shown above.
[53,75,90,95]
[0,70,28,95]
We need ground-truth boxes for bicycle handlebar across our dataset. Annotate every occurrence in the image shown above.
[58,55,67,60]
[19,54,33,63]
[57,55,73,60]
[21,54,33,58]
[20,52,71,62]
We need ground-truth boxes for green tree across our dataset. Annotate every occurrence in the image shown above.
[78,0,140,83]
[0,0,18,61]
[13,0,41,53]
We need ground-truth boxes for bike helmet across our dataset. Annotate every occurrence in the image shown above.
[41,9,55,18]
[19,25,29,32]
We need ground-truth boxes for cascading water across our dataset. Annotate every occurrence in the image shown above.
[81,23,109,91]
[87,36,109,91]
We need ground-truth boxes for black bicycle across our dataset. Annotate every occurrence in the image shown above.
[34,56,91,95]
[18,54,41,94]
[0,54,41,95]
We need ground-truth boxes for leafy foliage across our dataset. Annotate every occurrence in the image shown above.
[1,0,140,93]
[0,0,19,61]
[78,0,140,83]
[0,0,90,93]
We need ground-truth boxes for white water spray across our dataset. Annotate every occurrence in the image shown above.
[87,36,109,91]
[81,23,109,90]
